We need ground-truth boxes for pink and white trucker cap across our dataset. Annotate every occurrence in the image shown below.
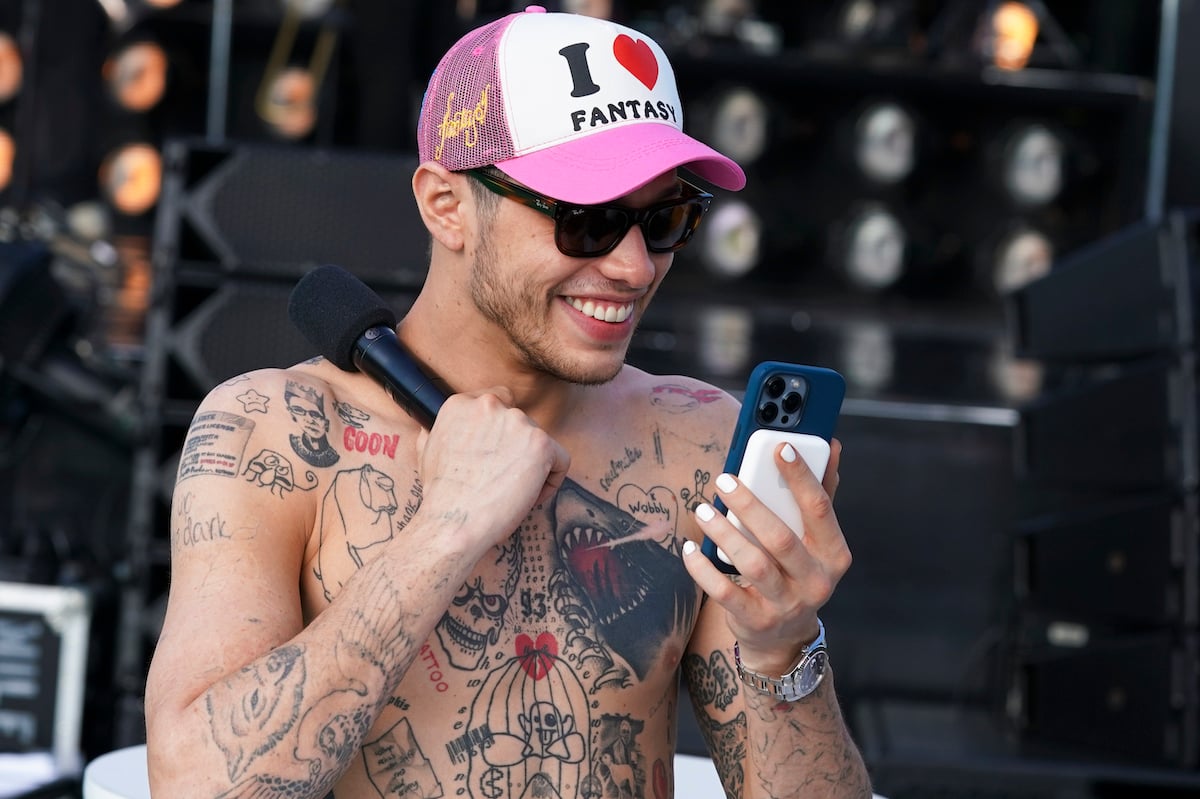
[416,5,746,204]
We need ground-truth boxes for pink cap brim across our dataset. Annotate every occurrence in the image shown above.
[495,123,747,204]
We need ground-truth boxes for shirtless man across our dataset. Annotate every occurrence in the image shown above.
[144,7,872,797]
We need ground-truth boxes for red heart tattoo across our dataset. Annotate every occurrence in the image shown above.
[613,34,658,90]
[653,758,668,799]
[515,632,558,681]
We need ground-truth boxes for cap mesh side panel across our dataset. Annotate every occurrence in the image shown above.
[418,20,516,169]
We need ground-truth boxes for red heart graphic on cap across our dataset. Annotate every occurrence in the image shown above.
[613,34,658,90]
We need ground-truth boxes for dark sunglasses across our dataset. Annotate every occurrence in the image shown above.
[467,168,713,258]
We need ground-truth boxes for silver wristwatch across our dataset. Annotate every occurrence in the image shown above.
[734,619,828,702]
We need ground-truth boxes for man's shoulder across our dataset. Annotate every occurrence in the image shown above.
[579,367,740,470]
[188,360,414,447]
[196,360,371,412]
[614,365,739,421]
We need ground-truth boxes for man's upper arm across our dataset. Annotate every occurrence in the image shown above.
[145,371,315,723]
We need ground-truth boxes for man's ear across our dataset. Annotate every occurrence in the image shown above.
[412,163,467,252]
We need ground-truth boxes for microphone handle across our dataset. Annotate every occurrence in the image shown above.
[353,326,446,429]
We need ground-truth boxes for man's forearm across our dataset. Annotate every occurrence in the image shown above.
[152,542,461,798]
[741,672,872,799]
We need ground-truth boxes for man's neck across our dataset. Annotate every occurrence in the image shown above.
[395,303,594,434]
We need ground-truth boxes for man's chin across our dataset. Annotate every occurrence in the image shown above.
[553,352,626,387]
[571,366,622,387]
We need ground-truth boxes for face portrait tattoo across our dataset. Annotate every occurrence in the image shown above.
[207,645,307,781]
[285,381,340,468]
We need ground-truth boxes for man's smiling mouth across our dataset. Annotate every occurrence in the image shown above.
[566,297,634,323]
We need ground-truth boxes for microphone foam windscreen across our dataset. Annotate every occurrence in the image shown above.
[288,264,397,372]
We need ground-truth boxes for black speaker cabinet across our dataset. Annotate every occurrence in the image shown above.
[1015,356,1196,491]
[1008,626,1200,770]
[1015,492,1199,629]
[1009,213,1196,364]
[147,138,428,413]
[156,138,428,288]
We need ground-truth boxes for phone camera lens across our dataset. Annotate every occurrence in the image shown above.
[765,376,786,399]
[758,400,778,424]
[782,391,803,415]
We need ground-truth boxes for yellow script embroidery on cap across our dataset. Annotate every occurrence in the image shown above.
[435,86,490,161]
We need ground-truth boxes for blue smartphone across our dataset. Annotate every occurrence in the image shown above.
[701,361,846,575]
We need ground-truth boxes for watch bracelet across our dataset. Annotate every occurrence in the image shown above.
[733,618,827,700]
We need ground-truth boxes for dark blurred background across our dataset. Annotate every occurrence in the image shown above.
[0,0,1197,797]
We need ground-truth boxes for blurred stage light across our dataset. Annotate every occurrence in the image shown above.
[839,319,895,394]
[0,32,21,104]
[99,143,162,216]
[831,0,914,51]
[0,128,13,193]
[65,201,112,244]
[985,1,1039,71]
[95,0,130,26]
[707,86,770,167]
[104,41,168,112]
[697,198,762,280]
[1001,123,1065,207]
[854,100,917,185]
[697,0,782,54]
[697,305,753,377]
[256,1,338,140]
[283,0,336,19]
[840,0,879,41]
[144,0,182,8]
[260,66,317,140]
[835,203,907,292]
[561,0,613,19]
[991,226,1053,295]
[987,340,1043,403]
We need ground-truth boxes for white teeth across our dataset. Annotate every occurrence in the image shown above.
[569,297,632,323]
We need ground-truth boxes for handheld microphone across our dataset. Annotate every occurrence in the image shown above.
[288,264,446,428]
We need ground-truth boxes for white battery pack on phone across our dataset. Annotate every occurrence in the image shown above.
[720,429,831,563]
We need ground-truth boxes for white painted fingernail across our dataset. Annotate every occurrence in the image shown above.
[780,443,797,463]
[682,540,697,556]
[716,473,737,493]
[695,503,715,522]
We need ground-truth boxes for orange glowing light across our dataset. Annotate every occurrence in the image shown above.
[261,67,317,139]
[0,129,13,192]
[100,144,163,216]
[0,32,22,103]
[991,1,1039,70]
[105,41,168,112]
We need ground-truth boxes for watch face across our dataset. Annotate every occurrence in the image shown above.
[797,649,829,695]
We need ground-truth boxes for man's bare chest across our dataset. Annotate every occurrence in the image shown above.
[305,466,703,672]
[309,469,704,799]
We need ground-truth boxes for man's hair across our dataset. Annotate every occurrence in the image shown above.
[465,167,503,222]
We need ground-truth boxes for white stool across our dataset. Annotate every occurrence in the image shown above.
[82,744,150,799]
[675,753,723,796]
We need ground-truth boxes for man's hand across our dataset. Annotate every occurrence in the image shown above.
[683,438,850,673]
[414,387,571,554]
